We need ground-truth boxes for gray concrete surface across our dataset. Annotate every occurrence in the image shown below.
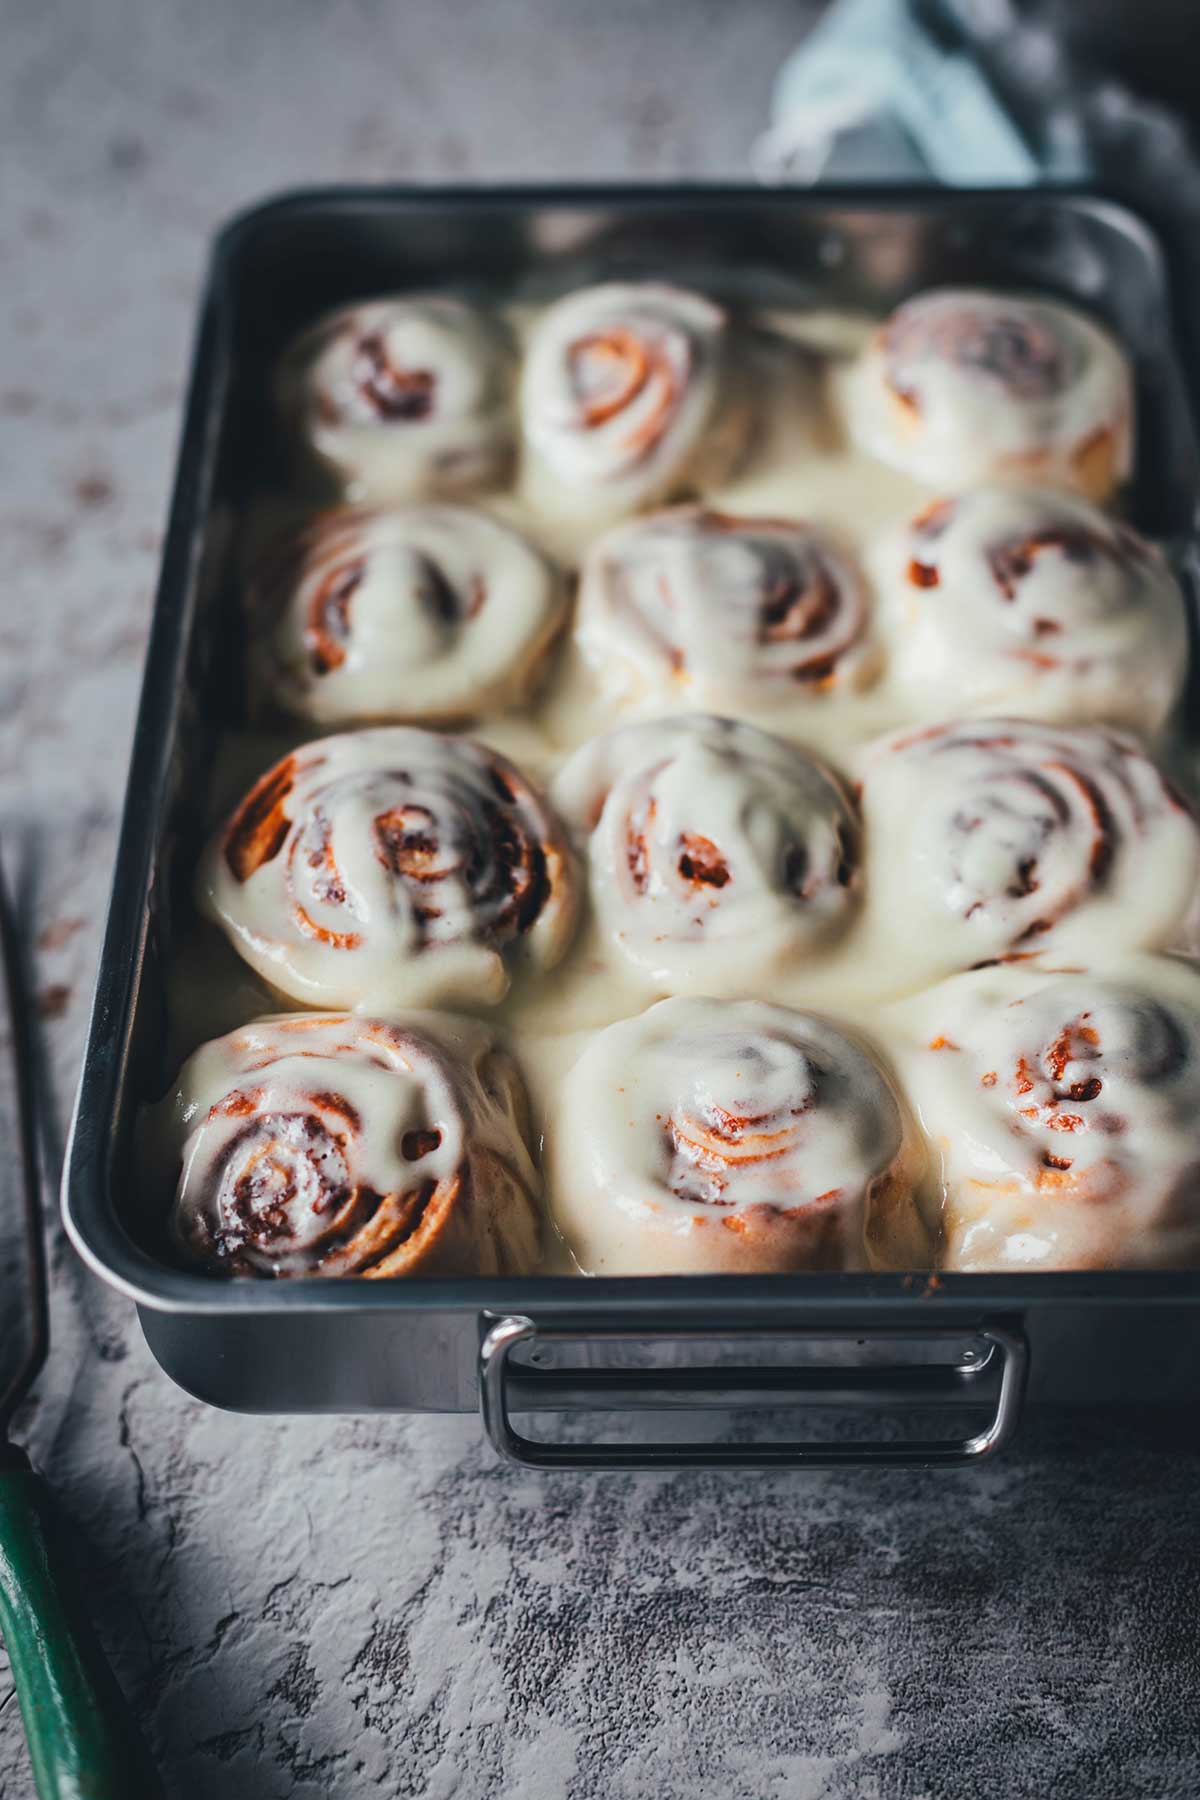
[3,2,1200,1795]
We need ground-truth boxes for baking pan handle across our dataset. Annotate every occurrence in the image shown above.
[479,1317,1028,1470]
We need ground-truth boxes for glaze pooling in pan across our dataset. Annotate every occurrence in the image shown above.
[277,295,516,502]
[157,1010,541,1278]
[575,506,880,713]
[549,996,929,1275]
[197,728,578,1010]
[246,505,566,726]
[844,288,1133,501]
[895,957,1200,1271]
[519,282,753,522]
[855,718,1200,989]
[869,486,1187,736]
[553,714,860,994]
[168,261,1200,1281]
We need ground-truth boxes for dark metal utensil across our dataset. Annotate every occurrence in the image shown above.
[0,850,163,1799]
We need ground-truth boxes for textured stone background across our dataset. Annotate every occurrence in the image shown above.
[3,2,1200,1795]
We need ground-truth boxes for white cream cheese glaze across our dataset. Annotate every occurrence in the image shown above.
[165,281,1200,1278]
[518,282,752,524]
[552,714,860,995]
[276,296,516,502]
[855,718,1200,989]
[155,1010,540,1278]
[246,505,566,726]
[196,728,578,1010]
[842,288,1133,502]
[892,956,1200,1271]
[548,996,929,1275]
[869,485,1187,736]
[575,506,880,714]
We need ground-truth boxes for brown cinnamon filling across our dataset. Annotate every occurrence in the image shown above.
[225,756,298,882]
[305,558,364,674]
[220,1112,351,1251]
[987,526,1106,602]
[888,308,1068,405]
[944,738,1119,942]
[401,1128,443,1161]
[677,833,730,889]
[572,329,651,426]
[374,804,460,883]
[568,326,682,457]
[353,333,436,421]
[373,776,550,948]
[667,1102,799,1205]
[286,808,362,950]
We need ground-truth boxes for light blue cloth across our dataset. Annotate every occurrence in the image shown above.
[754,0,1090,187]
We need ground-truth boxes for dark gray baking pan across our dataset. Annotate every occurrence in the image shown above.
[62,187,1200,1469]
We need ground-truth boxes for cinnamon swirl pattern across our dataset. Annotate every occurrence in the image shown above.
[900,960,1200,1270]
[161,1011,541,1278]
[857,719,1200,988]
[553,715,860,993]
[519,282,751,519]
[576,507,879,712]
[246,505,566,725]
[871,486,1187,735]
[276,297,516,501]
[198,729,578,1009]
[549,997,928,1274]
[845,288,1132,501]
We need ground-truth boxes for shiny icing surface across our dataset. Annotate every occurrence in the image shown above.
[518,282,751,525]
[869,486,1187,736]
[552,714,859,995]
[576,506,880,714]
[153,1011,540,1278]
[891,956,1200,1271]
[196,727,578,1010]
[276,295,516,502]
[159,279,1200,1276]
[843,288,1133,501]
[855,718,1200,988]
[246,505,566,725]
[548,996,929,1275]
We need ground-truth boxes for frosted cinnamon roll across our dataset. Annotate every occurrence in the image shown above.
[157,1011,540,1278]
[246,506,565,726]
[549,997,928,1274]
[900,959,1200,1270]
[197,728,578,1009]
[276,296,515,501]
[845,289,1132,501]
[576,507,879,711]
[871,487,1186,735]
[553,715,859,994]
[519,282,751,519]
[856,719,1200,989]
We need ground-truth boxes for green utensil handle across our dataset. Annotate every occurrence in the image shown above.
[0,1458,164,1799]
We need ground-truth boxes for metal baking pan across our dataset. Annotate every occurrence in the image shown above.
[62,186,1200,1469]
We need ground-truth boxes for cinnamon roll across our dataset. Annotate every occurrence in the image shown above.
[856,719,1200,988]
[246,505,566,726]
[576,507,879,711]
[845,289,1132,501]
[159,1011,540,1278]
[197,728,578,1009]
[549,997,928,1274]
[870,487,1186,735]
[553,715,860,994]
[519,282,752,519]
[900,959,1200,1270]
[276,296,515,501]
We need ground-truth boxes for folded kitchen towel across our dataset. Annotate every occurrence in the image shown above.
[752,0,1087,185]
